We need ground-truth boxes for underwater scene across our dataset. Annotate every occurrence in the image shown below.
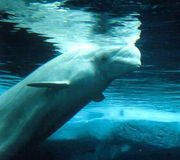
[0,0,180,160]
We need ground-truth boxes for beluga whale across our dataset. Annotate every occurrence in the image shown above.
[0,44,141,160]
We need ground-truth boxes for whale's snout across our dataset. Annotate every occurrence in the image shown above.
[123,44,141,69]
[106,44,141,79]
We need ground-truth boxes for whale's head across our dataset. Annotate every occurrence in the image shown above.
[95,44,141,81]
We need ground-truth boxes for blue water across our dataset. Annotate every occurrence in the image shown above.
[0,0,180,160]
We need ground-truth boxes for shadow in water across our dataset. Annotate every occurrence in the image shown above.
[12,136,180,160]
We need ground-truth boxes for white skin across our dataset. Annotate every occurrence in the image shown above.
[0,44,140,160]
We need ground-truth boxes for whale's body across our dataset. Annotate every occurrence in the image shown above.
[0,45,141,159]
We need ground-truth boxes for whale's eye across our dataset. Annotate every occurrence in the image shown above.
[101,55,108,61]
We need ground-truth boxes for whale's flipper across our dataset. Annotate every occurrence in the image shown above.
[27,81,70,89]
[92,93,105,102]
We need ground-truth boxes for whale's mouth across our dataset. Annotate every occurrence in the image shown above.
[112,43,141,69]
[131,58,141,68]
[113,55,141,70]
